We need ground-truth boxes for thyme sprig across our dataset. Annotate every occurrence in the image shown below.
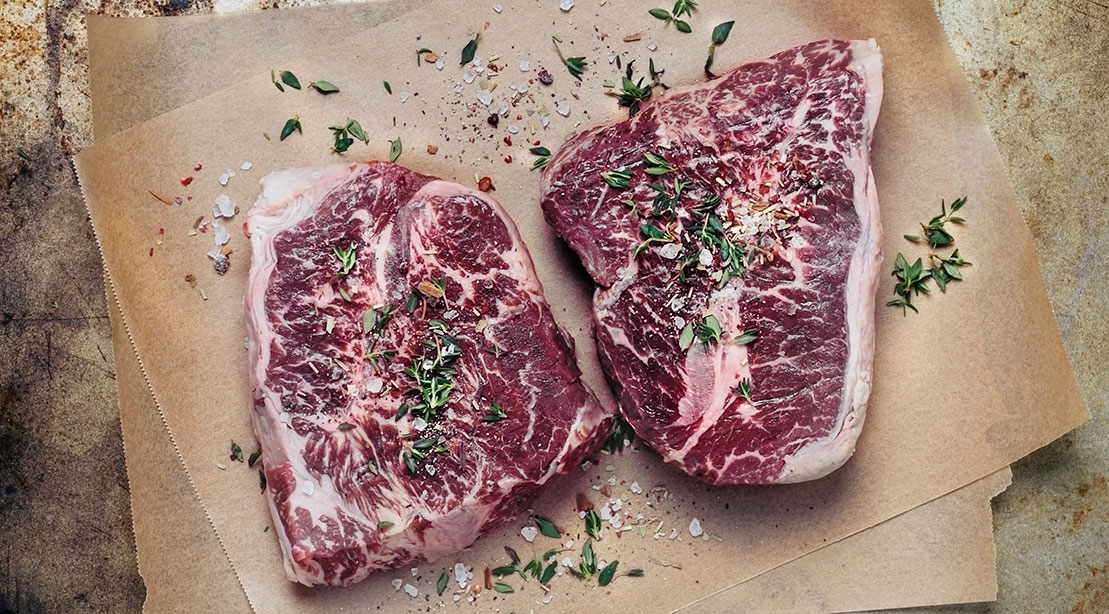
[705,20,735,78]
[904,196,966,247]
[332,244,356,276]
[552,37,587,79]
[530,146,552,170]
[888,196,972,314]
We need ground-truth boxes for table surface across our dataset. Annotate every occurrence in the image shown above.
[0,0,1106,612]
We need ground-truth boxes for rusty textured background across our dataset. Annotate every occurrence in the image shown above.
[0,0,1106,612]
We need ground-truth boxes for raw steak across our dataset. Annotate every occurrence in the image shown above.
[245,162,609,586]
[540,40,883,485]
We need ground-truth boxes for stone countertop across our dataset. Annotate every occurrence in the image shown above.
[0,0,1105,612]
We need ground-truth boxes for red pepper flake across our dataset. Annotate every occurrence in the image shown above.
[487,114,499,127]
[477,176,495,192]
[148,189,173,205]
[149,248,154,257]
[180,176,193,186]
[503,136,513,146]
[242,222,251,238]
[174,196,183,205]
[427,144,439,155]
[503,155,512,163]
[184,274,197,288]
[157,227,165,235]
[194,163,203,171]
[537,68,553,85]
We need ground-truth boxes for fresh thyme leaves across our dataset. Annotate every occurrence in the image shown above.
[328,119,368,153]
[552,37,587,79]
[279,116,302,141]
[363,305,398,337]
[579,538,597,577]
[383,81,392,94]
[602,415,635,453]
[309,80,339,94]
[337,286,352,302]
[733,327,759,345]
[492,582,514,594]
[437,571,449,596]
[648,1,693,33]
[337,422,355,431]
[461,33,480,65]
[601,168,633,189]
[483,400,508,423]
[416,47,433,66]
[377,520,394,530]
[540,560,558,584]
[904,196,967,247]
[401,318,460,425]
[389,136,403,162]
[705,20,736,78]
[633,221,676,256]
[332,244,356,276]
[598,560,619,586]
[532,515,561,538]
[735,379,753,403]
[929,249,971,293]
[643,151,674,175]
[678,321,696,350]
[606,60,655,116]
[247,448,262,467]
[259,470,267,492]
[886,253,931,314]
[272,69,301,92]
[648,8,671,20]
[230,441,244,463]
[585,508,602,540]
[672,0,698,17]
[530,146,552,170]
[679,313,722,351]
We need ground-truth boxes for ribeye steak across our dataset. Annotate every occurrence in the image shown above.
[246,162,609,586]
[540,40,883,485]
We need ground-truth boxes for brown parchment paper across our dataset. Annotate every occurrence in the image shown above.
[76,0,1087,611]
[88,4,1019,613]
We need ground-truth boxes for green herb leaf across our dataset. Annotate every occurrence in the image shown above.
[368,460,379,475]
[711,20,735,45]
[626,568,645,577]
[678,321,695,350]
[492,565,516,576]
[551,37,587,79]
[492,582,514,594]
[606,68,654,116]
[230,441,244,463]
[643,151,674,175]
[601,168,632,189]
[279,70,301,90]
[674,19,692,33]
[541,561,558,584]
[416,47,432,66]
[530,146,552,170]
[247,448,262,467]
[695,313,723,349]
[672,0,697,17]
[735,379,753,403]
[585,508,602,540]
[505,546,521,566]
[384,81,392,94]
[533,515,561,538]
[259,470,267,492]
[333,244,357,276]
[437,571,449,595]
[581,538,596,575]
[377,520,394,530]
[271,69,284,92]
[598,560,619,586]
[279,116,302,141]
[461,34,480,65]
[648,8,672,20]
[386,136,402,162]
[483,400,508,423]
[346,120,369,143]
[338,286,352,302]
[337,423,355,431]
[733,328,758,345]
[310,80,339,94]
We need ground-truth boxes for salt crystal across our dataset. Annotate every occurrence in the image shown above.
[302,481,314,495]
[404,583,418,597]
[472,57,484,71]
[559,0,573,11]
[630,481,643,494]
[698,248,713,267]
[541,116,550,128]
[518,83,529,94]
[493,3,502,12]
[218,169,235,186]
[670,296,686,311]
[520,60,531,72]
[607,475,617,486]
[674,316,686,329]
[561,556,573,568]
[600,506,612,521]
[412,416,428,431]
[477,91,494,107]
[392,579,403,591]
[454,84,464,94]
[443,309,459,320]
[212,221,231,246]
[689,517,704,537]
[508,125,519,134]
[610,498,623,512]
[580,460,592,472]
[498,104,510,117]
[647,41,658,51]
[427,465,437,476]
[543,594,554,604]
[607,53,617,64]
[564,540,574,548]
[411,567,419,577]
[554,99,570,117]
[240,161,253,171]
[367,377,384,394]
[453,594,462,602]
[463,67,477,84]
[454,563,469,587]
[521,526,539,542]
[669,528,678,540]
[610,515,623,529]
[214,194,235,218]
[658,242,681,259]
[399,91,411,103]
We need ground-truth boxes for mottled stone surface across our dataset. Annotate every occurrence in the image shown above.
[0,1,1104,613]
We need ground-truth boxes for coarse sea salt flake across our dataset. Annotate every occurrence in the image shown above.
[521,526,539,542]
[559,0,574,11]
[302,481,314,495]
[463,67,477,84]
[647,41,658,51]
[630,481,643,494]
[543,594,554,604]
[411,567,419,576]
[554,100,571,116]
[214,194,235,218]
[404,583,418,597]
[689,517,704,537]
[412,416,428,431]
[392,579,403,590]
[493,3,502,12]
[658,242,681,259]
[399,91,411,103]
[240,161,253,171]
[367,377,384,394]
[520,60,531,72]
[477,91,494,107]
[436,58,445,70]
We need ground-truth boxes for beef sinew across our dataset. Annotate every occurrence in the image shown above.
[540,40,884,485]
[246,162,610,586]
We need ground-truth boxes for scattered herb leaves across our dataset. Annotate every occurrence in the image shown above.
[333,244,357,276]
[672,0,698,17]
[540,560,558,584]
[278,70,301,90]
[530,146,552,170]
[552,37,587,79]
[648,8,671,20]
[230,441,244,463]
[602,415,635,453]
[584,509,602,540]
[461,34,480,65]
[904,196,967,247]
[601,168,633,189]
[389,137,403,162]
[886,253,931,314]
[309,80,339,94]
[705,20,735,78]
[377,521,394,530]
[492,582,514,594]
[533,515,561,539]
[437,571,449,595]
[736,379,753,403]
[643,151,674,175]
[633,221,675,256]
[247,448,262,467]
[606,60,654,115]
[279,116,302,141]
[483,400,508,423]
[733,327,758,345]
[598,560,619,586]
[383,81,393,94]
